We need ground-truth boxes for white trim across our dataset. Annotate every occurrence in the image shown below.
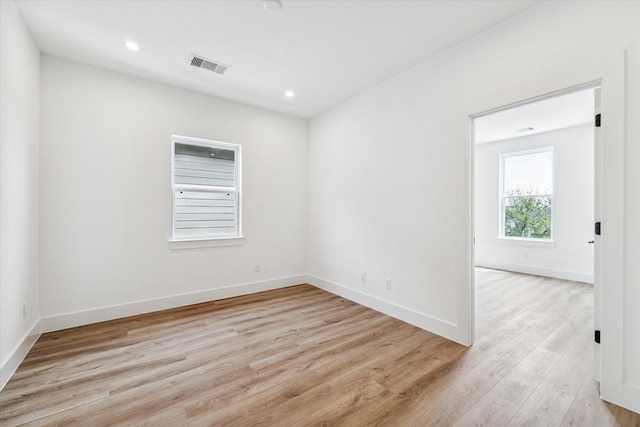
[174,184,237,193]
[40,275,306,333]
[172,134,239,150]
[171,134,242,241]
[1,320,41,391]
[467,108,476,346]
[475,262,594,284]
[469,79,604,119]
[599,47,640,414]
[306,275,467,345]
[496,237,556,247]
[169,236,245,249]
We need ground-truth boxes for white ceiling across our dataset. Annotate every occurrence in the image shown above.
[474,88,596,144]
[16,0,540,118]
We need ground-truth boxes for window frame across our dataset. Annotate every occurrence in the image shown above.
[499,147,554,242]
[170,134,243,244]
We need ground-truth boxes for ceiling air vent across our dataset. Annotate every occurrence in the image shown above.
[188,54,229,75]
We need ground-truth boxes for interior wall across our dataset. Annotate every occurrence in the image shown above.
[307,0,639,347]
[475,124,594,283]
[0,1,41,387]
[623,45,640,400]
[39,56,308,328]
[3,0,639,410]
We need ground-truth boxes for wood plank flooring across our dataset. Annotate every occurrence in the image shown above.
[1,269,639,426]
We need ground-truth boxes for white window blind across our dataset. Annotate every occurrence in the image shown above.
[171,136,241,240]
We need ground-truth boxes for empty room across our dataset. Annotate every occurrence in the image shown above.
[1,0,639,425]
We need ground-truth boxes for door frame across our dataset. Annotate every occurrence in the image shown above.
[468,79,602,372]
[462,48,640,413]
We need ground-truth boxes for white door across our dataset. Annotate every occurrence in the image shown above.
[599,47,640,414]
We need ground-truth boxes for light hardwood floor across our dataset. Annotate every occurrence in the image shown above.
[1,269,639,426]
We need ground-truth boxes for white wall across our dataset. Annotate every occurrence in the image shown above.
[39,56,308,329]
[0,1,41,388]
[475,124,594,283]
[624,46,640,394]
[4,0,640,411]
[308,0,639,367]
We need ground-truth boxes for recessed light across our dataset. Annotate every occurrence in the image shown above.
[285,90,294,98]
[263,0,282,12]
[125,41,140,51]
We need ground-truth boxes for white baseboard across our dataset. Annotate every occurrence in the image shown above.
[306,275,465,345]
[475,262,594,283]
[40,275,307,333]
[1,319,42,391]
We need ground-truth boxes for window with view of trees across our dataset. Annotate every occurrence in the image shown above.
[500,148,553,240]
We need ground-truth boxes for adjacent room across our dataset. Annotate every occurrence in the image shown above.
[474,88,596,283]
[1,0,639,424]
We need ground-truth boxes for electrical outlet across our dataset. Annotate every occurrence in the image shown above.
[523,252,529,259]
[23,302,28,319]
[360,272,367,284]
[255,263,261,273]
[385,279,392,290]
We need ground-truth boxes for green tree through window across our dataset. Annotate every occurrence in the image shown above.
[501,148,553,240]
[504,188,552,238]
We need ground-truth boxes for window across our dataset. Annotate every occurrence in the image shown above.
[171,135,241,241]
[500,148,553,240]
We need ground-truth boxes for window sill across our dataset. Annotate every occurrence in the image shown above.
[496,237,556,247]
[169,236,245,250]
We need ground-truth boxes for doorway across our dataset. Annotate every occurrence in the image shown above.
[471,84,601,375]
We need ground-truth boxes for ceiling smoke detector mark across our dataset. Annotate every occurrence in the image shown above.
[189,54,230,75]
[516,126,535,133]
